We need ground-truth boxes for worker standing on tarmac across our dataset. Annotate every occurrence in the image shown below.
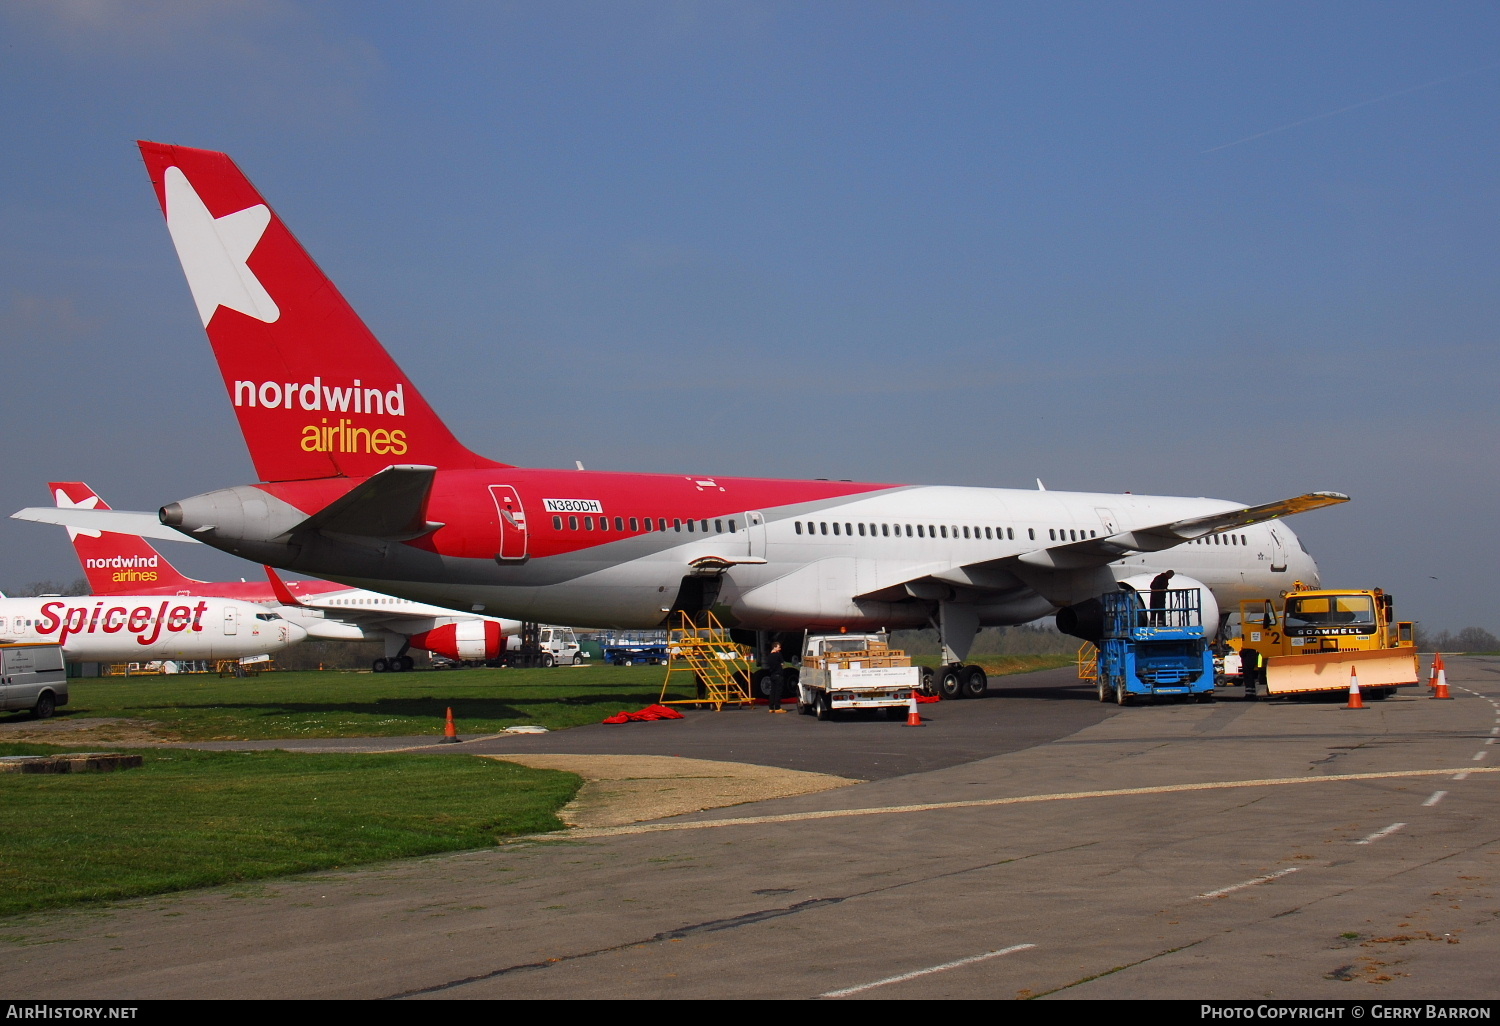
[764,642,788,714]
[1149,569,1176,626]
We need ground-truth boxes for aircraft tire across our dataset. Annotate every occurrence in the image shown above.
[961,665,987,698]
[399,656,415,672]
[938,667,963,700]
[32,691,55,720]
[373,658,389,673]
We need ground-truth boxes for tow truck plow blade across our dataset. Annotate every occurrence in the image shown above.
[1265,647,1420,694]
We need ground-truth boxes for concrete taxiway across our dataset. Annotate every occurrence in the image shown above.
[2,659,1497,1000]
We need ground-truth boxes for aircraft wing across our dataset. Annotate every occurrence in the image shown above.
[855,491,1349,602]
[10,506,202,544]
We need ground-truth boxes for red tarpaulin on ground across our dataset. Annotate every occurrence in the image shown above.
[602,704,687,724]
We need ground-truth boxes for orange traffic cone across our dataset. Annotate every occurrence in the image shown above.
[441,706,461,743]
[906,695,924,727]
[1345,667,1365,710]
[1427,653,1440,693]
[1432,655,1453,700]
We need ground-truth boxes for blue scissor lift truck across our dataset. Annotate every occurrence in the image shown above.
[1096,587,1216,705]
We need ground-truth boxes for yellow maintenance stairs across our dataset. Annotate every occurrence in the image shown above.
[657,611,753,710]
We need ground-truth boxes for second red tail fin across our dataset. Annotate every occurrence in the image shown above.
[136,141,507,483]
[51,482,202,595]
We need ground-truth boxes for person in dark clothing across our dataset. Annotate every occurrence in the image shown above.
[764,642,787,713]
[1149,569,1176,625]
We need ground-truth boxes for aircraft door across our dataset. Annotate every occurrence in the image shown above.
[224,606,238,636]
[1269,527,1288,573]
[1094,507,1119,535]
[490,486,529,562]
[746,511,766,559]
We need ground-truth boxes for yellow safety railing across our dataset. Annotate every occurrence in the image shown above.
[1077,642,1098,683]
[658,610,752,710]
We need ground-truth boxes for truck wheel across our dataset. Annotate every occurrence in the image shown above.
[542,654,554,668]
[918,666,937,697]
[1097,679,1110,703]
[815,693,833,721]
[32,692,55,720]
[961,665,987,698]
[1115,680,1131,706]
[1195,692,1215,703]
[938,668,963,700]
[622,658,632,666]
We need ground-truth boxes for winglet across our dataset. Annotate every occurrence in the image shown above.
[263,565,304,607]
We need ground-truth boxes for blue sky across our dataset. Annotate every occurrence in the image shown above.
[1,1,1496,631]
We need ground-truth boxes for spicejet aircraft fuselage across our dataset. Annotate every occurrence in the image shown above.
[42,481,520,668]
[0,593,303,662]
[82,143,1343,666]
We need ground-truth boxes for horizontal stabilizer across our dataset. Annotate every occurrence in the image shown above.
[10,507,202,544]
[288,465,442,541]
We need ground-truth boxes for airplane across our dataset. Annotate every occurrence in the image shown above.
[22,142,1345,699]
[41,481,525,672]
[0,590,304,664]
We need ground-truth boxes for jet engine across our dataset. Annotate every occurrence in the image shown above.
[409,620,503,662]
[1056,572,1219,643]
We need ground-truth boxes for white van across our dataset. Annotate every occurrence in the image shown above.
[1,642,68,719]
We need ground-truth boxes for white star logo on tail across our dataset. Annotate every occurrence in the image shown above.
[53,488,101,541]
[164,166,280,326]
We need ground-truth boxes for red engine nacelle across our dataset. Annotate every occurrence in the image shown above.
[408,621,503,661]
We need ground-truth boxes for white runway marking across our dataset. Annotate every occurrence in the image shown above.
[1355,823,1406,845]
[544,767,1500,840]
[818,944,1036,998]
[1473,752,1487,761]
[1196,867,1299,899]
[1453,771,1471,781]
[1422,791,1448,807]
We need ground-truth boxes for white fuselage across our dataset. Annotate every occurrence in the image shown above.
[0,595,306,661]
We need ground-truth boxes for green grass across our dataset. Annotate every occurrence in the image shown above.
[0,744,580,918]
[18,665,696,741]
[19,658,1073,742]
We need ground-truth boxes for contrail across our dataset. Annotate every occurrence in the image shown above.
[1201,64,1499,154]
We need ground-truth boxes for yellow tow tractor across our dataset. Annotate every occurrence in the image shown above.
[1238,584,1418,700]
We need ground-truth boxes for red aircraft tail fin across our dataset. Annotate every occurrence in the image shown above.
[136,141,506,483]
[50,482,201,595]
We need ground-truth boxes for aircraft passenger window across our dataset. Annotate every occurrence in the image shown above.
[686,520,694,532]
[615,517,624,531]
[1048,529,1055,541]
[701,520,709,532]
[569,516,578,531]
[1241,534,1247,545]
[714,520,722,533]
[674,519,682,532]
[553,516,563,530]
[629,517,639,531]
[917,525,925,538]
[583,517,593,530]
[658,518,667,531]
[858,523,865,536]
[882,524,889,537]
[795,522,803,535]
[832,523,840,535]
[729,520,737,532]
[820,522,828,535]
[845,523,852,535]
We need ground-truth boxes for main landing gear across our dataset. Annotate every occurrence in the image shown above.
[373,656,416,673]
[933,663,988,700]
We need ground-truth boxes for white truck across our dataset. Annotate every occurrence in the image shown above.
[796,633,921,721]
